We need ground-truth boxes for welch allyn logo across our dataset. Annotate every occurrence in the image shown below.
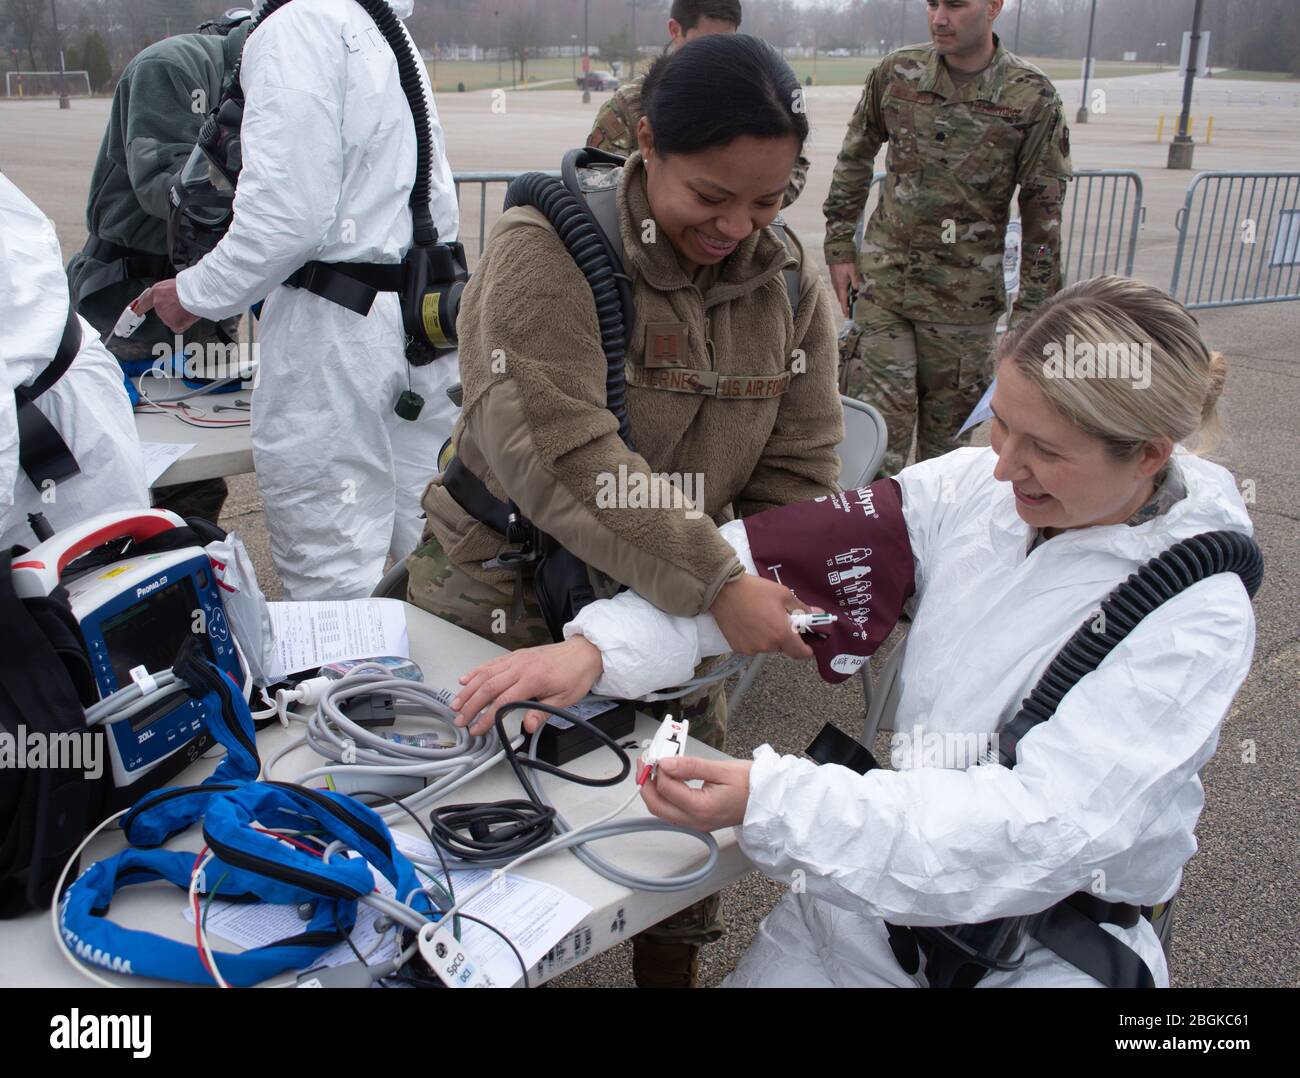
[49,1010,151,1058]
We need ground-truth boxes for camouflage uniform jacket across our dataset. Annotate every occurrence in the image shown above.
[587,74,813,208]
[823,36,1072,324]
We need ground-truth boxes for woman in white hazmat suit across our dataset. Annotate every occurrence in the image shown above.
[1,175,149,550]
[150,0,460,600]
[448,275,1257,988]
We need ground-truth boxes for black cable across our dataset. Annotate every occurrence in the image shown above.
[349,788,460,940]
[422,701,631,866]
[451,912,531,989]
[427,799,556,863]
[333,906,370,969]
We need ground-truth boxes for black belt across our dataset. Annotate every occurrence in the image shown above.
[282,260,404,317]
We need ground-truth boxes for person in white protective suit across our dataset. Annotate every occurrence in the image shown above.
[1,175,149,551]
[150,0,461,600]
[448,275,1258,988]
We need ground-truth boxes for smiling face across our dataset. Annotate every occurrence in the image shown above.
[636,121,798,271]
[989,356,1173,535]
[927,0,1001,64]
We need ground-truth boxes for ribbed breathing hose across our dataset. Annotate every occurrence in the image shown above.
[502,170,635,447]
[998,529,1264,766]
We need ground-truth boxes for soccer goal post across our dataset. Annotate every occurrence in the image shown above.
[5,70,93,97]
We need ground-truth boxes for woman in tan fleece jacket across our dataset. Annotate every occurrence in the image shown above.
[412,35,841,665]
[408,32,842,986]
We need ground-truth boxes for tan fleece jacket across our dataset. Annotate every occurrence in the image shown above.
[420,154,842,618]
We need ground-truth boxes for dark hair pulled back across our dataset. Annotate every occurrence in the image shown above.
[640,34,809,158]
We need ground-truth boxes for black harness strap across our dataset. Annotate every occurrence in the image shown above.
[14,304,83,488]
[74,235,173,301]
[1035,897,1155,989]
[283,260,404,317]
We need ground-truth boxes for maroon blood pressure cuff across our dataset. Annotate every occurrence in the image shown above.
[742,479,916,684]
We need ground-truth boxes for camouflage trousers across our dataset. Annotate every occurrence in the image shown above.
[840,297,998,478]
[406,534,726,946]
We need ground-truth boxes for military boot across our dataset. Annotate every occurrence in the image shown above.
[632,938,700,988]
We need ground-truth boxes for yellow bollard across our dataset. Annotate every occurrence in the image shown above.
[1206,115,1214,144]
[1156,114,1165,142]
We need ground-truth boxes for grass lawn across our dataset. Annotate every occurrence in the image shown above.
[1210,68,1300,82]
[426,55,1168,93]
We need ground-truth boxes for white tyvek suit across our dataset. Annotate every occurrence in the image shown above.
[176,0,460,599]
[565,446,1257,987]
[1,176,149,551]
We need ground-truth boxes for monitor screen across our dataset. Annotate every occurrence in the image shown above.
[99,574,214,695]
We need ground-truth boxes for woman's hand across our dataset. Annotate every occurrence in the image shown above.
[640,755,753,832]
[451,636,604,737]
[709,574,816,660]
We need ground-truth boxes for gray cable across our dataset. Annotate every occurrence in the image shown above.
[518,723,719,891]
[283,665,720,895]
[84,670,186,726]
[636,653,748,702]
[273,666,503,822]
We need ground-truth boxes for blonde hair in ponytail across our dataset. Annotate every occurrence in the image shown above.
[999,275,1227,458]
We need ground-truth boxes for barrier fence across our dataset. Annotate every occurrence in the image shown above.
[1170,171,1300,309]
[453,170,557,262]
[457,168,1299,313]
[1062,169,1145,284]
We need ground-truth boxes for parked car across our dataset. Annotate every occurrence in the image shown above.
[577,70,620,91]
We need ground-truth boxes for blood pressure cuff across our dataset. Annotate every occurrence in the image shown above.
[743,478,915,684]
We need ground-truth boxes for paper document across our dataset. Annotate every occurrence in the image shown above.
[393,831,593,986]
[184,833,591,987]
[140,441,195,486]
[265,599,409,679]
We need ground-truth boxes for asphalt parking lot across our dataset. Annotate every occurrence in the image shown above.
[1,66,1295,987]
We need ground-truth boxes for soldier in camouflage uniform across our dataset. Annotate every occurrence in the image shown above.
[585,0,811,208]
[825,8,1071,478]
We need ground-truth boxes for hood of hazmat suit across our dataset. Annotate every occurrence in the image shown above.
[564,444,1256,987]
[175,0,458,599]
[1,175,149,551]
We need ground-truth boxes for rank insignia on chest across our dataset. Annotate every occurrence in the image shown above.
[644,322,690,368]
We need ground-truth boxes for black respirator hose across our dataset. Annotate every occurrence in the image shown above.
[998,529,1263,767]
[234,0,437,244]
[503,172,634,448]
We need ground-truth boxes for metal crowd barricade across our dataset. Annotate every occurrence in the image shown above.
[1061,169,1144,284]
[1169,171,1300,309]
[453,170,558,263]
